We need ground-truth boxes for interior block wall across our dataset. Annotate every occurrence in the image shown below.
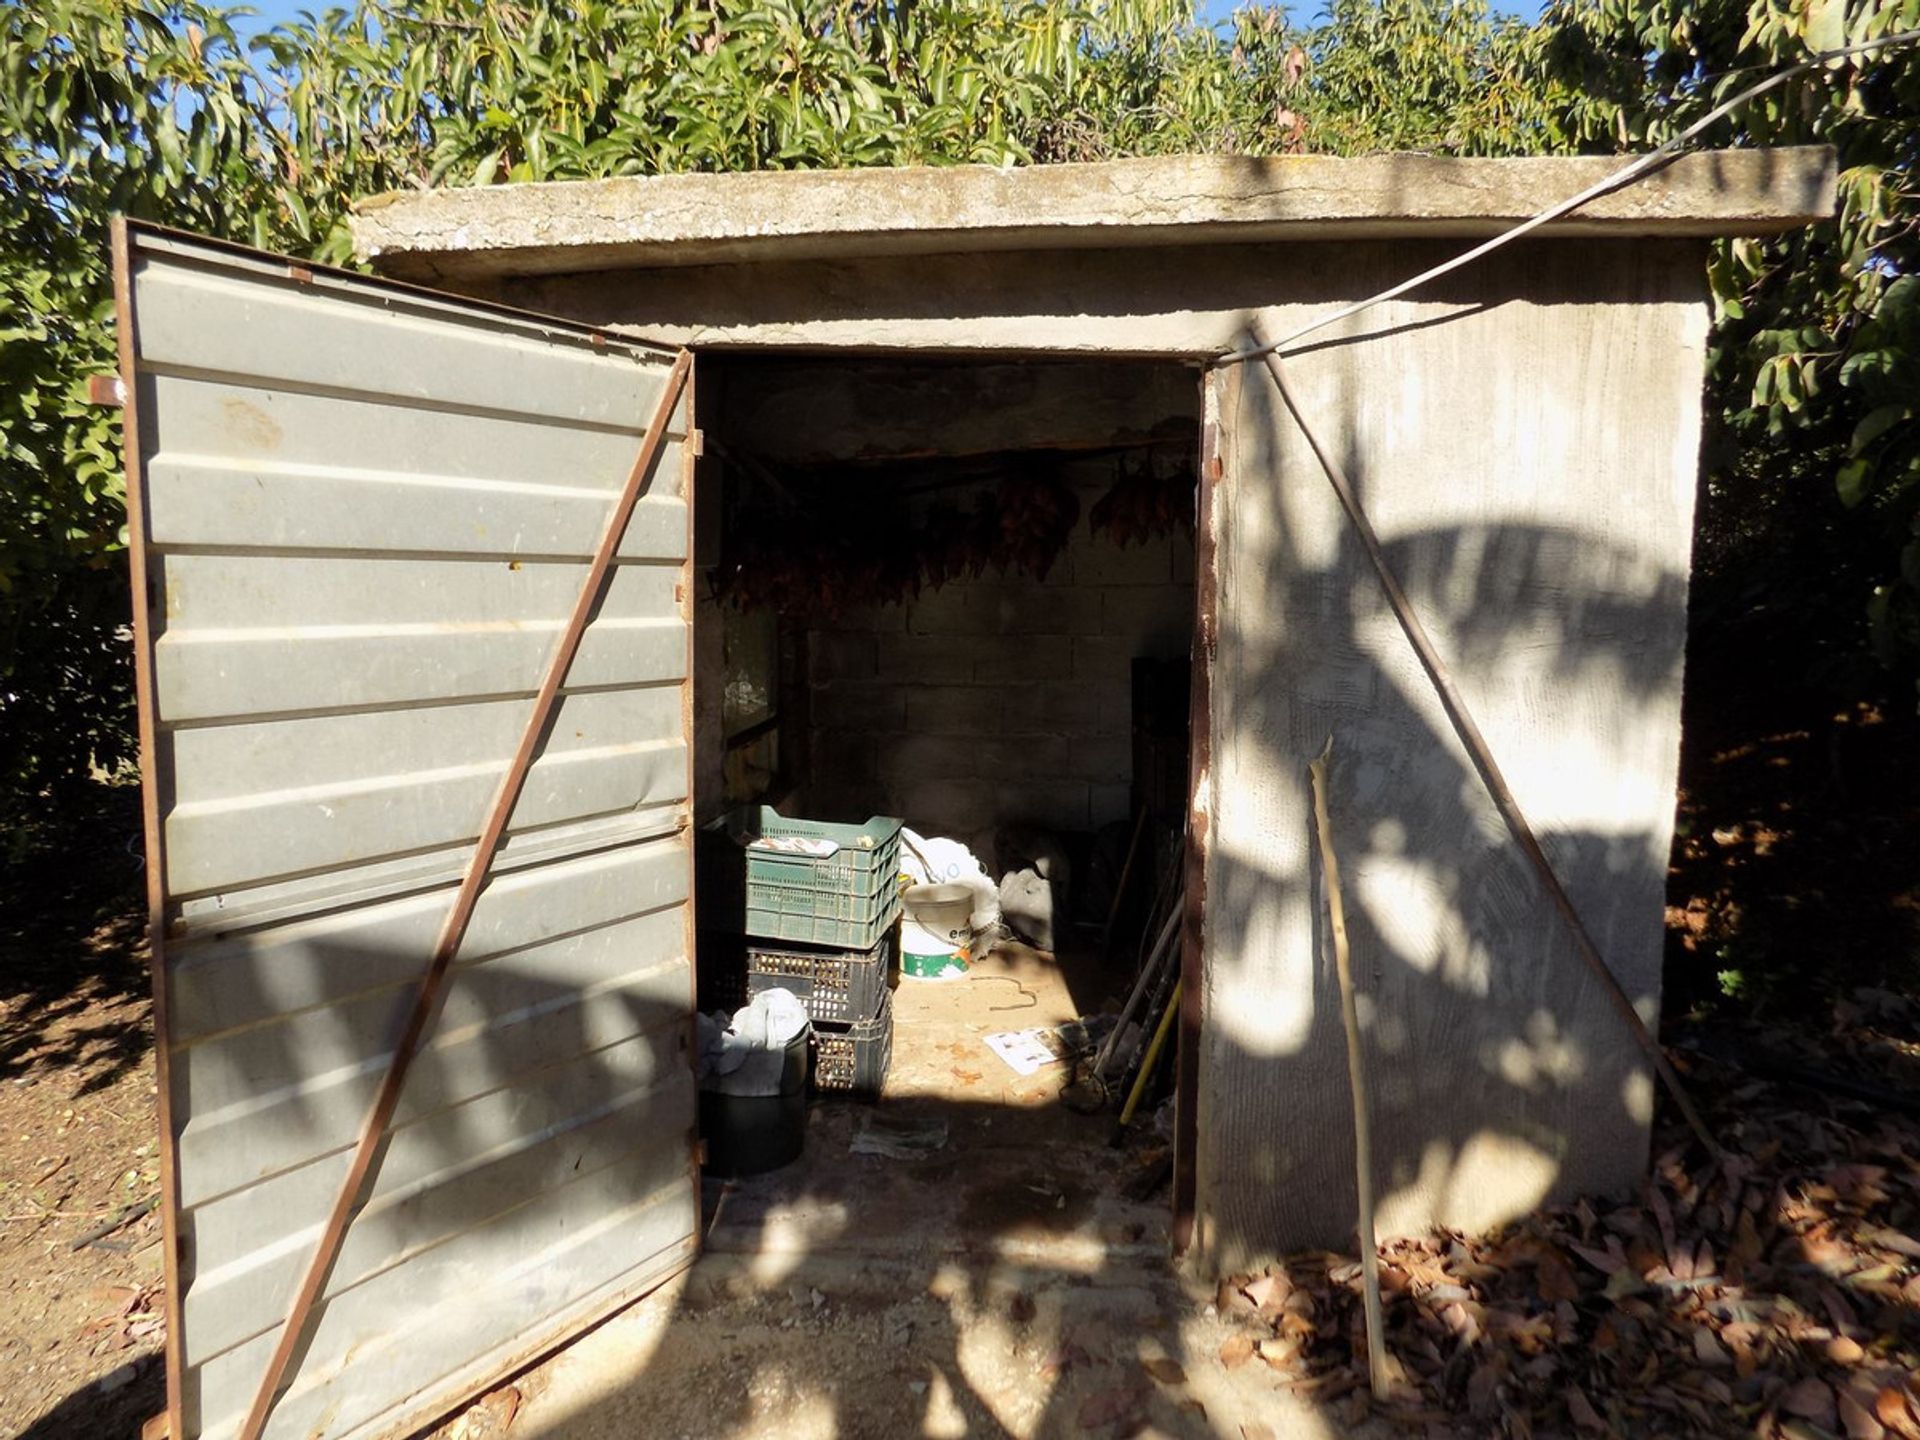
[803,477,1195,847]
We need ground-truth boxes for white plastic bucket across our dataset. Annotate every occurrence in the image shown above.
[901,882,972,979]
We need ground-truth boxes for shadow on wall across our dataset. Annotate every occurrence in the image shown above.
[108,899,700,1440]
[1196,323,1695,1268]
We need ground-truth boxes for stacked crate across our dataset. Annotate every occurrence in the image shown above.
[699,808,901,1097]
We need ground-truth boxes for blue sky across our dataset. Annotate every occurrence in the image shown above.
[231,0,1547,38]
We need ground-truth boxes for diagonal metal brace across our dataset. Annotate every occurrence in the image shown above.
[1251,337,1718,1159]
[236,349,694,1440]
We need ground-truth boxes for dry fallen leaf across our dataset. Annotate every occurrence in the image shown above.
[1875,1387,1920,1438]
[1838,1388,1887,1440]
[1693,1327,1731,1368]
[1257,1336,1300,1371]
[1783,1377,1839,1428]
[1243,1271,1290,1315]
[1143,1357,1187,1386]
[1567,1384,1607,1432]
[1219,1334,1255,1369]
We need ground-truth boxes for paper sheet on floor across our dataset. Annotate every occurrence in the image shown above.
[982,1019,1098,1076]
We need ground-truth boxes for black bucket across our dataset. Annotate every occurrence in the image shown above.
[698,1027,810,1178]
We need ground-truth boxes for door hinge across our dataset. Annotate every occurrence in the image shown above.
[687,428,705,458]
[87,374,126,409]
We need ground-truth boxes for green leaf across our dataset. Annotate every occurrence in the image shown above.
[1851,404,1909,455]
[1837,458,1873,508]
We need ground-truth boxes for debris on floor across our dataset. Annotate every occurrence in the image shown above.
[850,1114,949,1160]
[983,1017,1107,1076]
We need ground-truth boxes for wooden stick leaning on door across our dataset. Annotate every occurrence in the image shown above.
[235,351,695,1440]
[1308,739,1390,1405]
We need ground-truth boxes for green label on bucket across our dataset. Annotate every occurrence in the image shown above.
[901,949,968,979]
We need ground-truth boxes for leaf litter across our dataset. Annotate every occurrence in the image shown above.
[1206,990,1920,1437]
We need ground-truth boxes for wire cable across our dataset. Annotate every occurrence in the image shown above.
[1216,25,1920,367]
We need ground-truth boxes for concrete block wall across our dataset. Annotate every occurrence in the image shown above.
[803,481,1195,844]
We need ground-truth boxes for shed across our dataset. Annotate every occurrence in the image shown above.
[113,147,1833,1440]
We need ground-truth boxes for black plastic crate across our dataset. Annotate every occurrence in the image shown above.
[746,929,894,1024]
[698,930,894,1024]
[811,991,892,1097]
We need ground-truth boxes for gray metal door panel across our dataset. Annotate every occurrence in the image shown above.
[115,225,700,1440]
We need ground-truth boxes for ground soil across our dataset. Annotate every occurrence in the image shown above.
[1,786,165,1440]
[460,943,1316,1440]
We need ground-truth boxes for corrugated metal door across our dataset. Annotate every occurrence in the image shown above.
[113,224,701,1440]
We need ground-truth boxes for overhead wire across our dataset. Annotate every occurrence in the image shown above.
[1216,24,1920,368]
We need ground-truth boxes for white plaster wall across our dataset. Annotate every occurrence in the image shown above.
[1199,242,1707,1270]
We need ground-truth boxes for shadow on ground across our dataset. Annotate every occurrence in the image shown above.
[0,782,149,1092]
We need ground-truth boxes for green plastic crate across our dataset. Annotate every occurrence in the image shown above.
[712,807,905,948]
[745,883,901,949]
[737,809,902,895]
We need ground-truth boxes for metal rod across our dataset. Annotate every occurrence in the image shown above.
[1255,345,1718,1158]
[1101,805,1150,953]
[111,218,188,1440]
[236,350,694,1440]
[1118,978,1182,1128]
[1218,27,1920,369]
[1096,901,1182,1078]
[1309,739,1389,1404]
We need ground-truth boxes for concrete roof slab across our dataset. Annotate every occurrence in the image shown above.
[352,149,1835,282]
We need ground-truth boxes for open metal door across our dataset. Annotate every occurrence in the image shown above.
[112,222,701,1440]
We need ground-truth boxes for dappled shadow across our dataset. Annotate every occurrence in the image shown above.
[1196,349,1690,1264]
[490,1064,1341,1439]
[0,781,150,1093]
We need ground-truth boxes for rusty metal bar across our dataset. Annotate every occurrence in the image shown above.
[113,217,189,1440]
[1254,342,1719,1158]
[1171,372,1220,1258]
[236,349,695,1440]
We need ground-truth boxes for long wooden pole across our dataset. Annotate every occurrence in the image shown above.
[236,351,694,1440]
[1255,343,1718,1159]
[1308,741,1389,1404]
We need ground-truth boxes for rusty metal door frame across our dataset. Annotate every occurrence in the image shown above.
[1170,366,1219,1260]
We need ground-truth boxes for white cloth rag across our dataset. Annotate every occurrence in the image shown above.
[697,987,811,1097]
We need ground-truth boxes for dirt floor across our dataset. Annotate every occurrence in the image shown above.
[475,942,1329,1440]
[0,789,167,1440]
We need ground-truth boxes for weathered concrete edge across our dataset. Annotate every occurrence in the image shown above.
[352,147,1836,281]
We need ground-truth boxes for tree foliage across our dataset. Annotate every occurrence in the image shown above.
[0,0,1542,833]
[1,2,293,840]
[1538,0,1920,693]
